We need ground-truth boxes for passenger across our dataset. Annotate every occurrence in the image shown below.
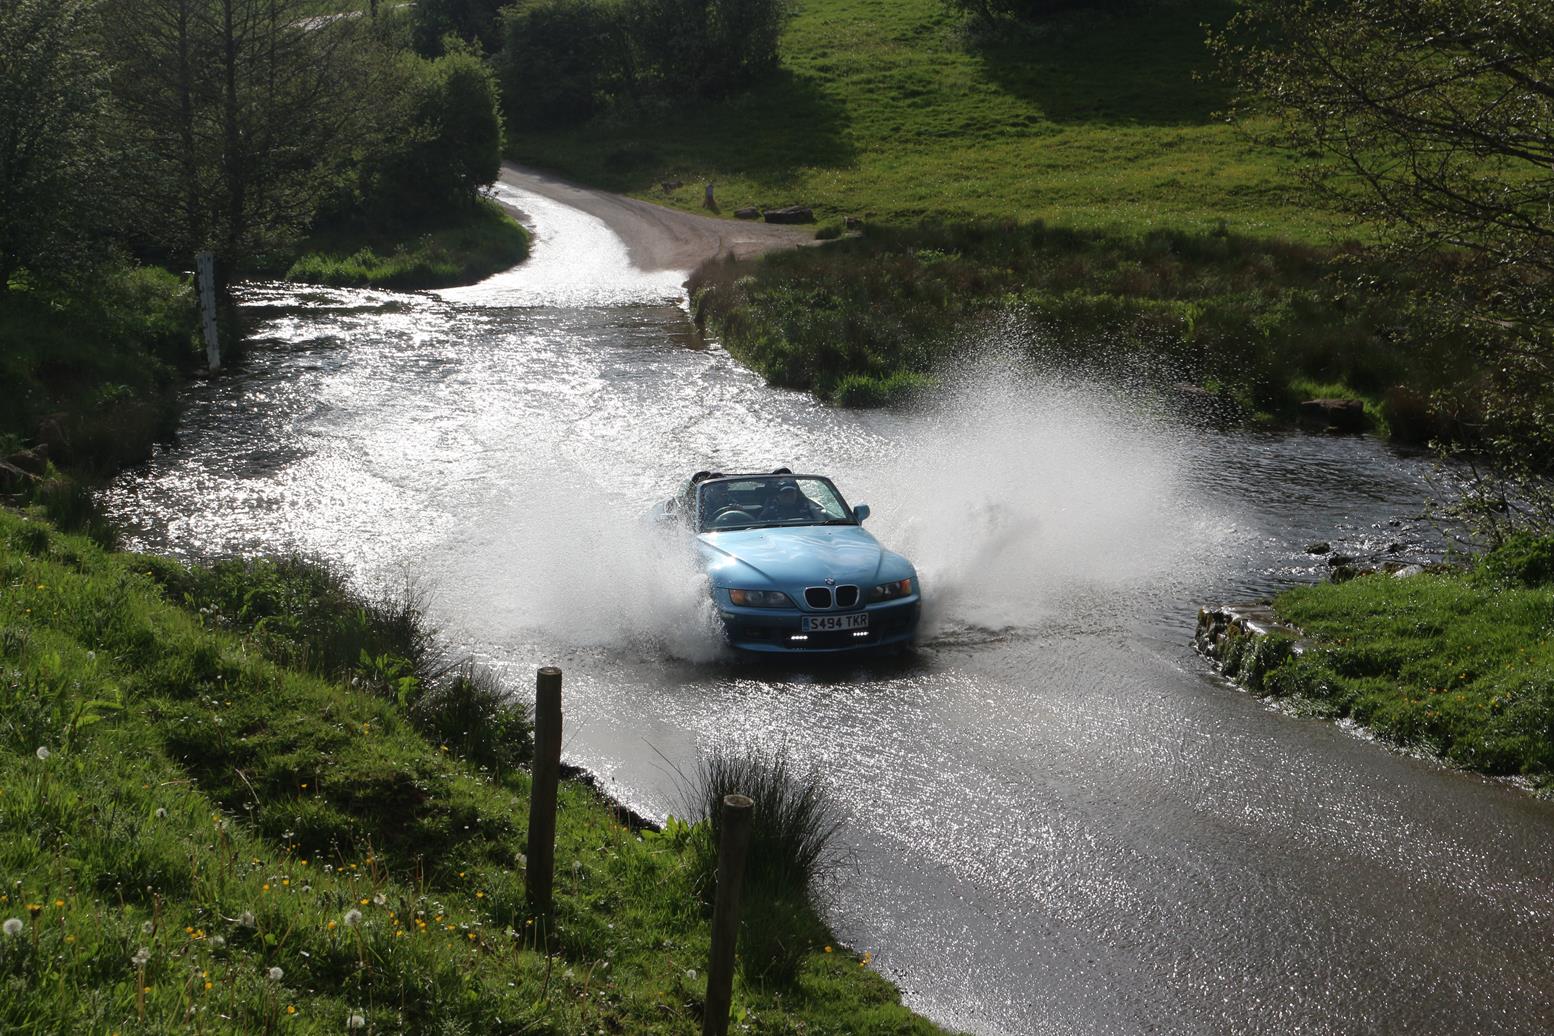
[759,481,822,522]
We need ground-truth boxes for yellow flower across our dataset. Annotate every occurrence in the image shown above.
[359,898,369,906]
[823,946,832,953]
[204,981,213,990]
[53,899,64,909]
[286,1005,296,1015]
[327,921,337,930]
[262,884,271,892]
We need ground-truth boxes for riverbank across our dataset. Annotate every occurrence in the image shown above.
[686,221,1468,434]
[0,506,948,1033]
[1197,537,1554,790]
[0,265,195,488]
[281,198,531,290]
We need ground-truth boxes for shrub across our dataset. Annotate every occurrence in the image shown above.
[686,746,841,986]
[407,661,534,777]
[1478,534,1554,589]
[358,48,504,220]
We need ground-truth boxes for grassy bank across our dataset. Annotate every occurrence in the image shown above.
[514,0,1331,239]
[0,266,196,475]
[283,198,530,290]
[0,507,945,1034]
[1220,539,1554,787]
[688,221,1467,432]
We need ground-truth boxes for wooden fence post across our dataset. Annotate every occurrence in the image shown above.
[525,666,563,926]
[703,793,753,1036]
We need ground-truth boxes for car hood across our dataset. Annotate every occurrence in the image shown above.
[697,525,904,589]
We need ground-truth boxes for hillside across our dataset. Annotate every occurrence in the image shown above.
[512,0,1339,239]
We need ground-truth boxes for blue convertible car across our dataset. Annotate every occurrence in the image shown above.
[657,471,921,653]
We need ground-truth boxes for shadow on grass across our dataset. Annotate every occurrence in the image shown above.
[968,0,1236,126]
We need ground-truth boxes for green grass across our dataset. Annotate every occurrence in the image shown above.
[284,199,530,290]
[0,508,947,1034]
[1250,545,1554,785]
[513,0,1338,239]
[688,221,1472,431]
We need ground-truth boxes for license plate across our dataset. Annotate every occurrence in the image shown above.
[803,612,869,632]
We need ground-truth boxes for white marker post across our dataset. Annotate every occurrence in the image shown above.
[196,250,220,371]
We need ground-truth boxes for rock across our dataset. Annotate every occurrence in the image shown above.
[1298,398,1368,434]
[733,207,761,220]
[1327,554,1355,567]
[763,205,814,224]
[1304,542,1331,555]
[1391,564,1426,579]
[1387,542,1404,554]
[660,179,683,192]
[844,215,863,230]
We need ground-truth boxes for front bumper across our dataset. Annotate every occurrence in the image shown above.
[716,597,921,653]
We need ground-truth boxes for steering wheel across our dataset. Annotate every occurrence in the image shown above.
[711,507,749,528]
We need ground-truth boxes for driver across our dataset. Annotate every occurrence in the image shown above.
[759,480,822,522]
[701,481,742,523]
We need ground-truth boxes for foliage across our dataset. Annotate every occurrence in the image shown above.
[688,222,1466,427]
[285,199,529,289]
[357,46,504,218]
[0,263,194,471]
[496,0,791,131]
[1217,0,1554,518]
[0,508,945,1032]
[410,0,508,55]
[1475,535,1554,590]
[686,747,842,987]
[1270,569,1554,785]
[0,0,109,291]
[497,0,634,130]
[98,0,377,288]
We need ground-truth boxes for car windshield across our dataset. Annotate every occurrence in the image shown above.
[696,476,853,532]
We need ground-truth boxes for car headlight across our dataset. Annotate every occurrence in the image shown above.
[869,578,914,602]
[728,588,794,608]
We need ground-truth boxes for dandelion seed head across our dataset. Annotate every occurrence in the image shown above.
[239,912,255,928]
[154,808,167,819]
[267,966,283,981]
[2,918,21,937]
[347,1014,366,1030]
[343,909,362,928]
[131,947,151,967]
[34,746,49,761]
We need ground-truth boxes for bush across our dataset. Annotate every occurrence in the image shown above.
[497,0,628,130]
[496,0,791,131]
[686,746,841,986]
[408,661,533,777]
[358,48,504,220]
[1478,534,1554,589]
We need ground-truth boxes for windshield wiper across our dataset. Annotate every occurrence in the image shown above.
[821,518,857,525]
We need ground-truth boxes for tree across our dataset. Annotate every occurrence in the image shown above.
[1218,0,1554,530]
[358,48,504,219]
[0,0,109,293]
[98,0,374,291]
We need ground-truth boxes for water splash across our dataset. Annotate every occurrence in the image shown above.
[839,356,1227,640]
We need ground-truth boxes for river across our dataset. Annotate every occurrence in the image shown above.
[102,179,1554,1036]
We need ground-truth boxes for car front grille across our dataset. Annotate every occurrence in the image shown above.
[834,585,859,608]
[804,587,833,608]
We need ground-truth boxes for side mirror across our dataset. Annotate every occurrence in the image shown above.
[853,504,870,523]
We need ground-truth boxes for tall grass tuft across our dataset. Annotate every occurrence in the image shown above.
[409,661,534,777]
[686,746,843,986]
